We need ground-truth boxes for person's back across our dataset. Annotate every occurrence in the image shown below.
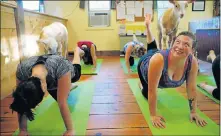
[123,41,144,56]
[77,41,93,48]
[16,54,75,91]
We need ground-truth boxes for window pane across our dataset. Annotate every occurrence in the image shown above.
[157,1,173,9]
[89,1,110,11]
[23,1,39,11]
[157,1,173,19]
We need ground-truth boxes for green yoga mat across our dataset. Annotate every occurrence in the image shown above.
[196,74,219,104]
[13,81,95,136]
[127,79,219,136]
[81,59,103,75]
[120,58,139,74]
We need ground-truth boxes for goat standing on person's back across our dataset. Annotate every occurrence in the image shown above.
[158,0,194,49]
[37,22,68,58]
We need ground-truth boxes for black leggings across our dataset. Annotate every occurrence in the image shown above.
[137,40,158,99]
[212,55,220,100]
[48,64,81,101]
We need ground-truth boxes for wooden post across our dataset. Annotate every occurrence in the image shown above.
[14,0,26,61]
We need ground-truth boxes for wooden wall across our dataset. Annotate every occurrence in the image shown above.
[1,5,19,100]
[1,2,67,99]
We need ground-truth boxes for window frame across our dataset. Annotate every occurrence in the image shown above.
[22,0,44,13]
[157,1,173,19]
[88,1,111,27]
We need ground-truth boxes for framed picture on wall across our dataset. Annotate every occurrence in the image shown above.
[213,0,220,16]
[192,0,205,11]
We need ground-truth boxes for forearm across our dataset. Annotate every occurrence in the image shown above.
[59,102,73,130]
[146,26,154,44]
[93,56,97,68]
[125,60,130,72]
[148,90,157,116]
[187,90,197,113]
[72,47,81,64]
[18,113,27,131]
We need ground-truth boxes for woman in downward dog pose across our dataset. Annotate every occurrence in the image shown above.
[10,47,83,136]
[123,34,146,73]
[77,41,97,70]
[137,14,207,128]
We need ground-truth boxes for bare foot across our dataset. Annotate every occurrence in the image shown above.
[197,82,208,89]
[138,81,143,90]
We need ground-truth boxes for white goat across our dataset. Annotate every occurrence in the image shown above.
[158,0,194,49]
[37,22,68,58]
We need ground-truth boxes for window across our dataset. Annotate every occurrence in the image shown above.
[157,1,173,19]
[89,1,110,11]
[88,1,111,27]
[22,1,44,13]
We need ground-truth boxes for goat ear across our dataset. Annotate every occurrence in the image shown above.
[38,39,49,45]
[169,0,175,4]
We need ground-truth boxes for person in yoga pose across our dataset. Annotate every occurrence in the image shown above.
[10,47,83,136]
[123,34,146,73]
[198,54,220,100]
[137,13,207,128]
[77,41,97,70]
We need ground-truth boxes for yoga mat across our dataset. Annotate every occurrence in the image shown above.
[127,79,219,136]
[81,59,103,75]
[196,74,219,104]
[120,58,139,74]
[13,81,95,136]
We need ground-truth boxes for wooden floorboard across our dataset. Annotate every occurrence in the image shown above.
[94,88,133,96]
[92,95,137,104]
[90,103,141,115]
[0,56,219,135]
[86,128,152,135]
[0,117,18,133]
[87,114,148,129]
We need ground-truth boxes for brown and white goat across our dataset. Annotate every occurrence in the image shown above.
[158,0,194,49]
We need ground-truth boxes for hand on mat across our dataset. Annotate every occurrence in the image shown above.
[130,68,135,72]
[190,113,207,127]
[150,115,166,129]
[92,67,96,71]
[63,129,75,136]
[18,131,29,136]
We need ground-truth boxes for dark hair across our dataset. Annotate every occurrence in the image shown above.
[173,31,197,49]
[82,47,93,65]
[10,77,45,121]
[135,46,146,58]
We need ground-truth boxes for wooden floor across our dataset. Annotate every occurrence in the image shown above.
[0,56,220,135]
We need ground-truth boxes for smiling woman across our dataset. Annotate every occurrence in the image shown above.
[137,13,207,129]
